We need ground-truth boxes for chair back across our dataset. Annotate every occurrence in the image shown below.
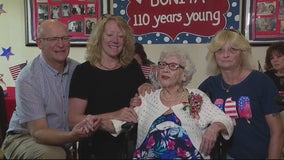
[0,85,8,147]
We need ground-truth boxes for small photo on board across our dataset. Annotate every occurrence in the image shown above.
[72,4,85,16]
[69,21,83,33]
[87,4,95,16]
[256,18,276,32]
[50,6,60,19]
[280,20,284,34]
[256,1,276,15]
[62,3,70,17]
[38,4,48,21]
[85,18,96,35]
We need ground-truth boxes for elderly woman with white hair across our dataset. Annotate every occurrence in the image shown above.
[109,46,234,159]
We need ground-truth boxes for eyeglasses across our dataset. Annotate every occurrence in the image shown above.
[215,47,241,55]
[158,61,185,71]
[40,36,71,43]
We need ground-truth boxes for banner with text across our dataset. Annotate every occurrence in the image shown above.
[113,0,241,44]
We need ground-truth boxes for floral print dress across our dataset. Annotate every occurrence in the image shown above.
[133,112,203,159]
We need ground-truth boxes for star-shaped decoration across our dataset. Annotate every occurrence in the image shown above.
[1,47,14,60]
[0,4,6,15]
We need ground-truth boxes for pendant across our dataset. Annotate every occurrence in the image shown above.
[221,79,232,93]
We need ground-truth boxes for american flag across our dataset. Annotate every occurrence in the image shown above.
[9,61,27,81]
[214,98,224,111]
[141,65,152,79]
[224,97,238,119]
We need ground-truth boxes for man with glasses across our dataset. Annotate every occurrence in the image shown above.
[1,19,101,159]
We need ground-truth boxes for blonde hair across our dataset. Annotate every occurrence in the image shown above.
[206,29,253,75]
[85,14,135,67]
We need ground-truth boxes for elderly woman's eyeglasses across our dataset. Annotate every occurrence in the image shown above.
[40,36,71,43]
[158,61,185,71]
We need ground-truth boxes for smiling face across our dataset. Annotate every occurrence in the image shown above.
[101,20,125,59]
[37,20,70,68]
[157,55,185,89]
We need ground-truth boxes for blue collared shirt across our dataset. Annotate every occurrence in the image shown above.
[7,54,79,133]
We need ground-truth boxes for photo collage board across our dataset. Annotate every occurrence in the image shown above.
[247,0,284,43]
[26,0,101,45]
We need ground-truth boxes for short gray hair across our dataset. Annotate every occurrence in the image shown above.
[36,19,67,39]
[158,46,196,86]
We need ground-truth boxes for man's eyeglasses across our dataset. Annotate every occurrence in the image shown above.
[40,36,71,43]
[158,61,185,71]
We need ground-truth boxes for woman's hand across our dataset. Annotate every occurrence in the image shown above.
[85,115,102,132]
[112,107,138,123]
[129,93,141,108]
[199,123,222,155]
[138,82,156,96]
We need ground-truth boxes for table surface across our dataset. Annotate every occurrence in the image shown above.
[4,87,15,123]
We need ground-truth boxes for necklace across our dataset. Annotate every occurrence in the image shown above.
[220,70,249,93]
[99,62,120,70]
[161,89,186,102]
[221,79,232,93]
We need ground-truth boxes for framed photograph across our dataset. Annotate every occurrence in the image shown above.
[243,0,284,45]
[24,0,109,47]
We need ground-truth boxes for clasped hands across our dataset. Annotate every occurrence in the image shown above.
[70,115,101,141]
[70,107,140,138]
[69,82,155,140]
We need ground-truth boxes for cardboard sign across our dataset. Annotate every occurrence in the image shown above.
[113,0,241,44]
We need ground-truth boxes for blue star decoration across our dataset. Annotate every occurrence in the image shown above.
[0,4,6,15]
[1,47,14,60]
